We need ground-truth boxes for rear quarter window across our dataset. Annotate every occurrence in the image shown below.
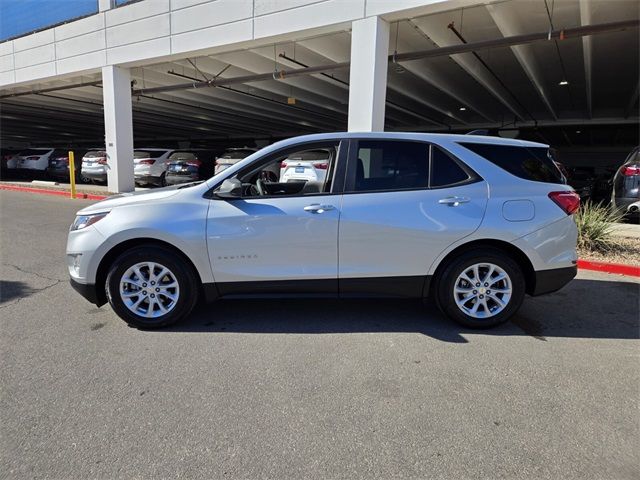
[459,143,564,184]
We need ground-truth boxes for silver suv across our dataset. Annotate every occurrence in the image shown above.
[67,133,579,329]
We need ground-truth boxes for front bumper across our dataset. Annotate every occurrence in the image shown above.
[531,266,577,296]
[70,278,105,306]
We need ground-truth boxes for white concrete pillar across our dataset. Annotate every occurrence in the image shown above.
[98,0,113,12]
[102,65,134,193]
[347,16,390,132]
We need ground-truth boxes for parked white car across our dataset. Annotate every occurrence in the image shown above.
[15,148,56,172]
[280,149,331,183]
[67,132,578,330]
[133,148,175,187]
[80,149,108,184]
[214,148,257,175]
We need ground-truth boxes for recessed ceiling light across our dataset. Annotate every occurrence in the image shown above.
[576,130,581,134]
[459,107,466,111]
[559,80,569,86]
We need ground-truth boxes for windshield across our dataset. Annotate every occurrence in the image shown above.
[19,148,52,156]
[169,152,197,161]
[220,149,254,159]
[84,150,106,158]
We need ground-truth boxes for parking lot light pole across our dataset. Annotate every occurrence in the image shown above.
[348,16,390,132]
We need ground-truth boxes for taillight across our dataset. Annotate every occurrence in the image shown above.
[139,159,156,165]
[97,157,107,165]
[621,165,640,176]
[186,160,202,167]
[313,162,328,170]
[55,157,69,163]
[280,161,288,169]
[548,191,580,215]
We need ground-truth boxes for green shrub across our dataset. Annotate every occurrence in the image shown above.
[575,201,624,253]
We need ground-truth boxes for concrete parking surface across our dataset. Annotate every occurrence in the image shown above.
[1,189,638,479]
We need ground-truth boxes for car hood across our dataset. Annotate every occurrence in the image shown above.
[76,185,185,215]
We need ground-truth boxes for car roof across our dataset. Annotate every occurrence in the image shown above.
[269,132,548,149]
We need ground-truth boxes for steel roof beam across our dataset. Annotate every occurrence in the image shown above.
[580,0,593,119]
[485,3,557,120]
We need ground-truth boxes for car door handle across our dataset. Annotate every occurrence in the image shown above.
[304,204,335,214]
[438,196,470,206]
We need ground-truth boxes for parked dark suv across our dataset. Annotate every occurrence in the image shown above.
[611,146,640,219]
[48,149,88,183]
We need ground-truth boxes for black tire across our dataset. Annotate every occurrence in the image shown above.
[105,245,199,329]
[435,247,525,328]
[159,173,167,187]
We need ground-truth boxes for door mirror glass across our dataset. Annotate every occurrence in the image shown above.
[215,178,243,199]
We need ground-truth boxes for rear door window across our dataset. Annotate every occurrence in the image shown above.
[459,143,563,184]
[430,146,471,187]
[348,140,430,192]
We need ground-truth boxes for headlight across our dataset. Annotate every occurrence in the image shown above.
[70,212,109,231]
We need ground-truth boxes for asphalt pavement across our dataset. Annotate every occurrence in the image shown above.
[1,189,638,479]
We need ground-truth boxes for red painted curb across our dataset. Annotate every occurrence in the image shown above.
[577,259,640,277]
[0,184,107,201]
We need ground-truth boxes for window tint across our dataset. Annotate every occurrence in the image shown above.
[169,152,197,161]
[351,140,429,192]
[84,150,106,158]
[134,150,169,158]
[19,148,52,156]
[459,143,563,184]
[625,148,639,165]
[430,146,470,187]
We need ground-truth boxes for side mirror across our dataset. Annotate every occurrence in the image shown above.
[215,178,242,199]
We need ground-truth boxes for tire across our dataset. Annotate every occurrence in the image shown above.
[105,245,199,329]
[435,248,525,328]
[159,173,167,187]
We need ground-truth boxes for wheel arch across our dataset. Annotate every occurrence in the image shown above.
[95,238,207,306]
[429,239,536,297]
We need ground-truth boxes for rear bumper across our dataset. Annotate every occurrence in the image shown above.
[135,174,161,185]
[166,174,198,185]
[613,197,639,214]
[531,266,577,296]
[70,278,105,306]
[48,168,72,179]
[82,171,107,181]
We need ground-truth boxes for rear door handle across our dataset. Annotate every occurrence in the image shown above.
[438,196,470,207]
[304,204,335,214]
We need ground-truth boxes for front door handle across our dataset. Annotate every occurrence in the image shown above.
[304,204,335,214]
[438,196,471,207]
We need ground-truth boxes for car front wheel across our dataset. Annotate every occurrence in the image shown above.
[106,246,199,329]
[436,248,525,328]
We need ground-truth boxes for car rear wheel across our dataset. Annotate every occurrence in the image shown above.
[436,248,525,328]
[106,246,199,329]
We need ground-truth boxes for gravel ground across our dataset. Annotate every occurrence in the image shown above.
[579,237,640,266]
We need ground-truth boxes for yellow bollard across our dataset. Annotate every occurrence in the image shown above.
[69,151,77,199]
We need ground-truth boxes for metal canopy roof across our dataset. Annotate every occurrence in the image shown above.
[0,0,638,148]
